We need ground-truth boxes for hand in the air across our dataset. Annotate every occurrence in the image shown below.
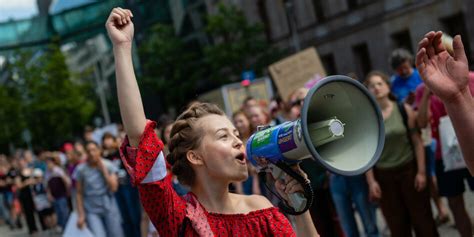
[416,31,469,103]
[105,7,134,46]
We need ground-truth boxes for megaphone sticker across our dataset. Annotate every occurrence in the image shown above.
[251,128,274,149]
[277,123,297,153]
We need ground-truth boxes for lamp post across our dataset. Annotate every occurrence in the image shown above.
[284,0,301,52]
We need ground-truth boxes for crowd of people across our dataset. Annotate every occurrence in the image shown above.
[0,8,473,237]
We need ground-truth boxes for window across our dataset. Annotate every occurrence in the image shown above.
[320,53,337,75]
[346,0,359,9]
[352,43,372,79]
[312,0,326,22]
[391,29,413,53]
[257,0,272,40]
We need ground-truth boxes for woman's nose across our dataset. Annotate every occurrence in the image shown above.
[233,137,243,148]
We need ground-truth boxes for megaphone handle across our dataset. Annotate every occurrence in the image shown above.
[271,166,307,212]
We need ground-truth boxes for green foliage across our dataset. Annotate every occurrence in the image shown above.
[137,3,284,111]
[0,83,25,150]
[138,24,205,109]
[1,43,95,150]
[204,3,285,83]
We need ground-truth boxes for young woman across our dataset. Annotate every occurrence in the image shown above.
[246,105,271,132]
[231,111,252,145]
[106,7,318,236]
[364,71,438,237]
[75,141,123,237]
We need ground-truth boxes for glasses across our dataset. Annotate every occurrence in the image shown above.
[290,99,304,107]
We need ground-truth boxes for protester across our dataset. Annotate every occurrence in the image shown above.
[246,105,272,132]
[241,96,258,113]
[231,110,261,195]
[419,125,450,225]
[0,156,16,229]
[389,48,423,105]
[6,158,22,230]
[364,71,438,237]
[75,141,124,237]
[74,141,88,162]
[106,7,318,236]
[45,154,71,231]
[268,96,287,125]
[31,168,56,231]
[415,31,474,237]
[16,156,41,236]
[103,132,143,237]
[287,87,309,121]
[329,172,379,237]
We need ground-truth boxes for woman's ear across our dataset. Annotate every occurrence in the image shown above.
[186,150,204,166]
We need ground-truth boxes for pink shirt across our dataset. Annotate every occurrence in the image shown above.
[415,72,474,160]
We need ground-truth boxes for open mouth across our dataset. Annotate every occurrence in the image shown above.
[235,153,246,164]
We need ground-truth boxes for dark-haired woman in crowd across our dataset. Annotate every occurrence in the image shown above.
[364,71,438,237]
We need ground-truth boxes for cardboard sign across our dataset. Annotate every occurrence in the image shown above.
[198,78,274,116]
[269,47,326,100]
[225,79,272,115]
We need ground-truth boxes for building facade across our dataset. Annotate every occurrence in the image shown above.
[214,0,474,80]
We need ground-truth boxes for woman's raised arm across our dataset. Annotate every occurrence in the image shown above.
[106,8,146,147]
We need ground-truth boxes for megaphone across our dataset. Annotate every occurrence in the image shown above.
[246,75,385,214]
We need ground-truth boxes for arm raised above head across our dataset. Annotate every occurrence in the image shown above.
[106,7,146,147]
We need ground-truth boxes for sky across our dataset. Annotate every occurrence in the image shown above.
[0,0,96,22]
[0,0,38,22]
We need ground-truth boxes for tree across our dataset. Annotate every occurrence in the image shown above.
[137,3,284,112]
[139,24,206,111]
[204,3,285,84]
[2,43,95,150]
[0,82,25,152]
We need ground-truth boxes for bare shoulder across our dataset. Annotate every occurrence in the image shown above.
[234,194,273,212]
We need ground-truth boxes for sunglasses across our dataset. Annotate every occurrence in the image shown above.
[290,99,304,107]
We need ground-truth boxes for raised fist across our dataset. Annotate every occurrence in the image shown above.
[105,7,134,46]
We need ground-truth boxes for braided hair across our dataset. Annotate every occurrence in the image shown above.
[166,103,225,186]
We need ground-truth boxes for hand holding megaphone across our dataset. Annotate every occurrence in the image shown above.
[273,165,309,212]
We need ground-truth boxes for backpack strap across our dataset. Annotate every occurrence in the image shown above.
[397,102,416,153]
[398,103,409,132]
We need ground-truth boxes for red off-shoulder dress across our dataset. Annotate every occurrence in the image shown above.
[119,120,296,237]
